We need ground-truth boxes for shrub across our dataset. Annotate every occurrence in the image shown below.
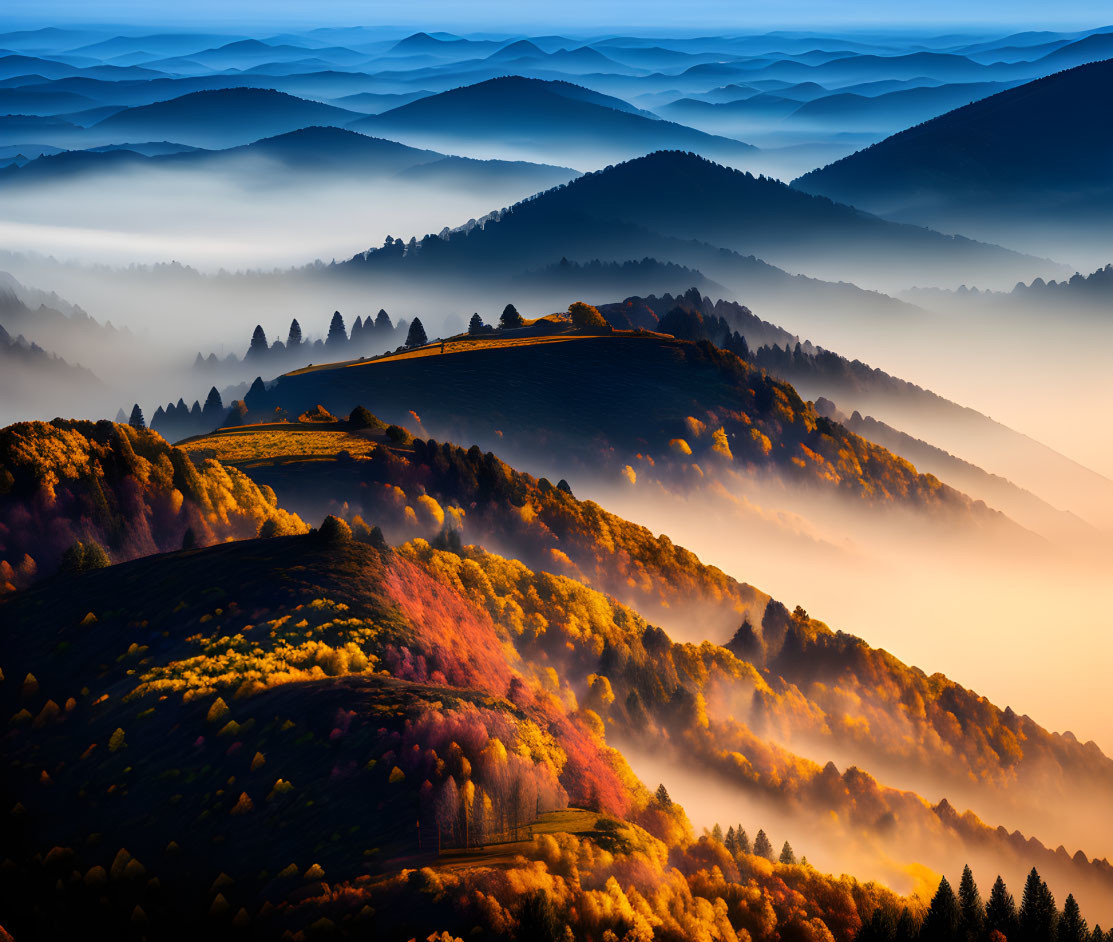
[385,425,413,445]
[298,405,337,424]
[348,406,386,431]
[568,302,610,332]
[319,515,352,543]
[59,540,110,574]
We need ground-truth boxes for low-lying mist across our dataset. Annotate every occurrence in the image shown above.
[618,738,1113,925]
[0,159,572,271]
[586,473,1113,760]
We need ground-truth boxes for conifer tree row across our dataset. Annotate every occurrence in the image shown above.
[856,864,1106,942]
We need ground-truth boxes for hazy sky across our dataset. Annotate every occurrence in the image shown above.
[2,0,1110,31]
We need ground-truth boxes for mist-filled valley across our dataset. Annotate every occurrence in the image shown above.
[2,9,1112,942]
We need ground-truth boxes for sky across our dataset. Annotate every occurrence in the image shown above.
[1,0,1110,31]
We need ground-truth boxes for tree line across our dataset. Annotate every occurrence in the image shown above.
[859,864,1106,942]
[192,308,415,375]
[658,784,806,866]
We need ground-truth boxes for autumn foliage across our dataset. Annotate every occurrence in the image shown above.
[0,419,306,593]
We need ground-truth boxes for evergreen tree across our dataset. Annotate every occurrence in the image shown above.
[59,540,86,574]
[318,514,352,543]
[859,907,897,942]
[374,308,392,332]
[244,376,267,411]
[368,525,388,551]
[202,387,224,425]
[711,823,723,844]
[753,829,774,860]
[987,875,1019,941]
[468,313,485,335]
[1060,895,1087,942]
[894,908,919,942]
[1019,868,1057,942]
[190,401,202,422]
[725,826,738,854]
[779,841,796,865]
[246,324,268,360]
[114,408,127,423]
[922,877,962,942]
[83,540,110,570]
[654,783,672,808]
[287,318,302,348]
[406,317,428,347]
[736,827,751,855]
[1089,927,1104,942]
[499,303,524,329]
[326,311,347,347]
[128,403,145,429]
[959,865,985,941]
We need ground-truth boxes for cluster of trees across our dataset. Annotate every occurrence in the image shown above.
[404,535,1113,912]
[0,418,305,593]
[148,387,226,441]
[195,309,416,374]
[1014,264,1113,304]
[597,287,799,351]
[467,303,524,334]
[860,865,1108,942]
[166,405,1113,877]
[0,321,99,381]
[404,705,568,851]
[668,791,803,866]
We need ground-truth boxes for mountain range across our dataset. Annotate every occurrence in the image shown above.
[349,76,759,170]
[0,124,579,193]
[793,59,1113,242]
[335,150,1059,297]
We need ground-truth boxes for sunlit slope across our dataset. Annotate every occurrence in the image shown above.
[176,415,1113,855]
[1,531,914,940]
[4,525,1112,937]
[0,419,306,594]
[245,330,1017,528]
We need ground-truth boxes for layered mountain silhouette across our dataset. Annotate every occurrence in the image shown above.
[339,150,1056,295]
[793,59,1113,237]
[0,126,578,192]
[4,423,1111,937]
[90,87,364,148]
[349,76,759,170]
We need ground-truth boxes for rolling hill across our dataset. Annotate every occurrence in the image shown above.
[338,150,1058,294]
[89,87,365,148]
[792,59,1113,237]
[349,76,760,171]
[227,324,1017,533]
[0,126,579,193]
[3,414,1112,938]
